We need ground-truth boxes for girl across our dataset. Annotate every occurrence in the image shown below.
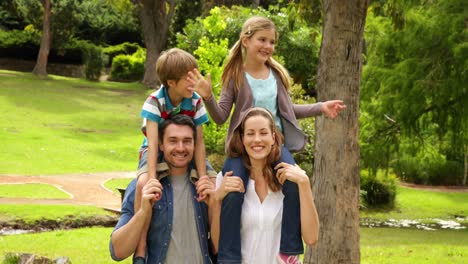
[191,16,345,263]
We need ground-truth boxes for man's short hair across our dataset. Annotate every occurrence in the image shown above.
[159,114,197,142]
[156,48,198,87]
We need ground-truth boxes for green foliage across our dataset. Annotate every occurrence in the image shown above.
[393,138,464,185]
[103,42,141,67]
[80,41,104,80]
[79,0,140,44]
[0,27,40,47]
[360,0,467,184]
[14,0,84,47]
[360,170,397,207]
[110,48,145,82]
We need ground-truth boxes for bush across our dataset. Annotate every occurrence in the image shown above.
[393,146,464,185]
[103,42,141,67]
[80,42,103,80]
[360,170,397,208]
[110,48,145,81]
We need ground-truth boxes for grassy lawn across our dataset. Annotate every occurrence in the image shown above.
[0,227,466,263]
[104,178,134,195]
[0,70,148,175]
[0,204,114,224]
[0,227,131,264]
[361,227,468,264]
[361,186,468,223]
[0,183,70,199]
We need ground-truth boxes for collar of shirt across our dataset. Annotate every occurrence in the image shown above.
[156,160,199,184]
[161,85,194,114]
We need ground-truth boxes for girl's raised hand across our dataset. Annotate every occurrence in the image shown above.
[187,68,213,100]
[322,100,347,119]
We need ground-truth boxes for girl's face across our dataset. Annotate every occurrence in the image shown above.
[242,115,275,162]
[242,28,276,64]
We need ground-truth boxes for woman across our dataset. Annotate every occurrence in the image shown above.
[211,107,320,264]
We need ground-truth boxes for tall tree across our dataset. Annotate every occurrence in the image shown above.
[32,0,51,77]
[304,0,369,263]
[135,0,176,88]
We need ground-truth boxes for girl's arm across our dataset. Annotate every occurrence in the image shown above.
[293,100,346,119]
[188,69,235,125]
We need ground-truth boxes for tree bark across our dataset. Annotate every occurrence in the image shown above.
[304,1,369,263]
[32,0,52,78]
[136,0,176,89]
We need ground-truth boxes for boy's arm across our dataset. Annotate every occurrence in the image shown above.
[195,126,207,177]
[146,120,159,179]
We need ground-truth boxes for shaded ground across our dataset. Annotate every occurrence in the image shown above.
[0,172,135,212]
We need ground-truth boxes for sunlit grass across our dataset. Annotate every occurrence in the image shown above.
[361,227,468,264]
[0,227,131,264]
[0,204,114,224]
[0,183,70,199]
[361,186,468,223]
[0,70,149,175]
[103,178,134,195]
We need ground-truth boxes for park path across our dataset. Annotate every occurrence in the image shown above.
[0,173,466,213]
[0,172,135,212]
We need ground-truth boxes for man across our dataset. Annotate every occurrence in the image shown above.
[109,115,217,263]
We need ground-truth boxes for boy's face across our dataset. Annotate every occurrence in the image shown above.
[167,74,194,100]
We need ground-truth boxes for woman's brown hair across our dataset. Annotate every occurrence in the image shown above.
[227,107,284,191]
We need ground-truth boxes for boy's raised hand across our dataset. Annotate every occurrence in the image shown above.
[187,69,213,100]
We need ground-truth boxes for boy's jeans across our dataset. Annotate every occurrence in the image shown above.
[217,146,304,263]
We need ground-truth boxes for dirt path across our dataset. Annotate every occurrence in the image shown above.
[1,173,466,214]
[0,172,135,212]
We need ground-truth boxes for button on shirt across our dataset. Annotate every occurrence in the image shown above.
[216,174,284,264]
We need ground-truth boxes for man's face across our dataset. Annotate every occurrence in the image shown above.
[160,123,195,174]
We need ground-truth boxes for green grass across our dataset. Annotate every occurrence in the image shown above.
[361,186,468,222]
[0,183,70,199]
[361,227,468,264]
[104,178,134,195]
[0,70,149,175]
[0,227,466,264]
[0,204,114,224]
[0,227,131,264]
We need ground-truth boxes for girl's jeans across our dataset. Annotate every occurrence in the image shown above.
[217,146,303,263]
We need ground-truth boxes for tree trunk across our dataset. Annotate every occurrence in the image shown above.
[304,1,369,263]
[32,0,52,78]
[137,0,176,89]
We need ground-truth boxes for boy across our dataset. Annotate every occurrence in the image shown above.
[134,48,215,261]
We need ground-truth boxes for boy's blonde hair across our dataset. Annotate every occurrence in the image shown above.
[221,16,291,91]
[156,48,198,87]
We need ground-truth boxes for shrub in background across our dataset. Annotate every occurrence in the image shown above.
[80,41,103,80]
[110,48,145,82]
[360,169,397,208]
[102,42,141,67]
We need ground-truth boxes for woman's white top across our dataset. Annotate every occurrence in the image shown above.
[216,173,285,264]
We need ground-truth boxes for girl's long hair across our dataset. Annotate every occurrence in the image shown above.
[228,107,284,192]
[221,16,291,92]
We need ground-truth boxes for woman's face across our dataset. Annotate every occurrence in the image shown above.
[242,115,275,162]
